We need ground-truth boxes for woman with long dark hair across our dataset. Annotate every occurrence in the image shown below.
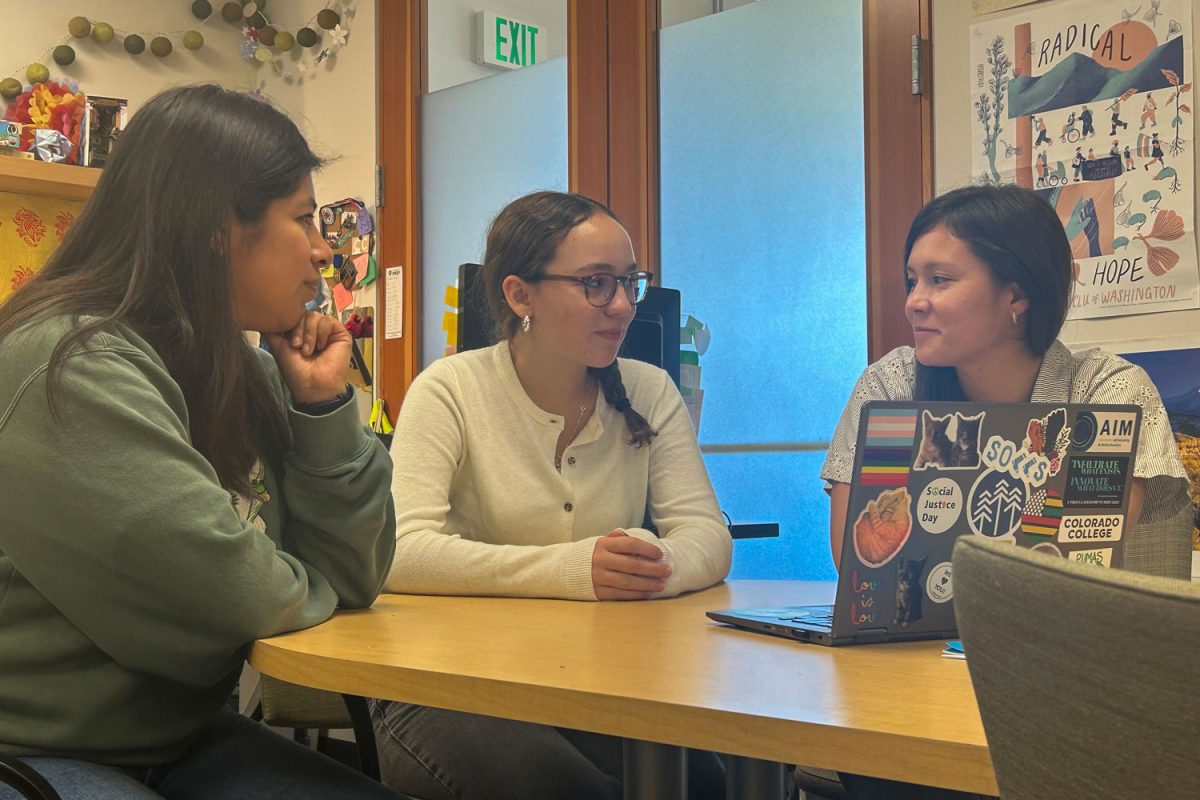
[374,191,731,799]
[0,85,398,799]
[823,184,1189,574]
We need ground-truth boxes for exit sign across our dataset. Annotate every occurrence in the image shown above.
[476,11,542,69]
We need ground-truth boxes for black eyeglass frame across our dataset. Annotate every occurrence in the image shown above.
[532,270,655,307]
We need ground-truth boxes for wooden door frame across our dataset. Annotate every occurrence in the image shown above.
[376,0,931,414]
[375,0,425,422]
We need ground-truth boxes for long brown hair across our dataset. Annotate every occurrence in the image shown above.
[0,85,324,492]
[482,191,656,447]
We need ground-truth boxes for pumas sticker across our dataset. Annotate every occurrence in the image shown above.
[1071,547,1115,568]
[1069,411,1137,454]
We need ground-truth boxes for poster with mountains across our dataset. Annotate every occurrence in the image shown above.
[970,0,1198,320]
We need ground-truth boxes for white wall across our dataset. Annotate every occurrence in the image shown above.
[932,0,1200,351]
[427,0,566,93]
[4,0,379,417]
[661,0,759,30]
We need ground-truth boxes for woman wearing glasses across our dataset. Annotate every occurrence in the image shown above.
[373,191,731,800]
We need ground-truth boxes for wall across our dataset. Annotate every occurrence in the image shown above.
[932,0,1200,351]
[427,0,566,93]
[661,0,759,30]
[3,0,379,418]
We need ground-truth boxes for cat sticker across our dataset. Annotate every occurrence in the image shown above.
[894,555,928,625]
[852,486,913,568]
[912,411,984,471]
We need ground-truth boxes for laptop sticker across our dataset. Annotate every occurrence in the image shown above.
[1071,547,1115,568]
[894,556,928,626]
[917,477,963,534]
[926,561,953,604]
[852,486,913,568]
[1068,410,1137,454]
[1022,408,1070,476]
[861,408,918,486]
[913,411,984,470]
[1058,514,1124,544]
[1021,488,1064,536]
[1064,455,1130,508]
[1031,541,1064,557]
[968,469,1028,538]
[982,433,1052,486]
[850,570,880,626]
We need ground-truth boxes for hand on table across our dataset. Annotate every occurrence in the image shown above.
[592,530,671,600]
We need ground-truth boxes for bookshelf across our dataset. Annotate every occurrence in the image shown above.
[0,158,98,202]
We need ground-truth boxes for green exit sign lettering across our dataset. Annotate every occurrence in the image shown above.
[476,11,541,69]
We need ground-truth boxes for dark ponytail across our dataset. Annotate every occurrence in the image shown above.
[485,191,657,447]
[589,361,656,447]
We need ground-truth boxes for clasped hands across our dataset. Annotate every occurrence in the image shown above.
[592,530,672,600]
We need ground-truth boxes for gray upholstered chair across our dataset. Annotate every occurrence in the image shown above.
[0,757,59,800]
[952,536,1200,800]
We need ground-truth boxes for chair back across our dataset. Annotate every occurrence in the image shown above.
[952,536,1200,800]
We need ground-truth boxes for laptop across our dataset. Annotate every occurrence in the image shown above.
[708,400,1142,645]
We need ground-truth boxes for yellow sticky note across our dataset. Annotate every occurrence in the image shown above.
[444,285,459,308]
[442,310,456,332]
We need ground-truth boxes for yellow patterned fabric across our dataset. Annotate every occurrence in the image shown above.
[0,191,83,303]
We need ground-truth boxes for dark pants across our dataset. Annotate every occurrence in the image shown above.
[371,700,725,800]
[1,710,404,800]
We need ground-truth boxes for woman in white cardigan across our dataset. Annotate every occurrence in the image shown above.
[373,191,732,800]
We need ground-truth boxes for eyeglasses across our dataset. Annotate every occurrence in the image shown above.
[534,270,654,307]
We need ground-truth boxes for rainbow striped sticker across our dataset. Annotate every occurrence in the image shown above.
[1021,488,1064,536]
[860,408,917,486]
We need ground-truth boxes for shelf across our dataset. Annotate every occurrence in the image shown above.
[0,157,99,202]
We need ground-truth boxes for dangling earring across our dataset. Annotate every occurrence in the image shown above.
[522,315,531,333]
[1011,311,1019,326]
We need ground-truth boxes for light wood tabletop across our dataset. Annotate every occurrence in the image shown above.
[251,580,997,795]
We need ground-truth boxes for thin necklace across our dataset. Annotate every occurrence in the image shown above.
[556,402,589,470]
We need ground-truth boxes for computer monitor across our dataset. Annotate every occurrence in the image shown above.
[456,263,681,388]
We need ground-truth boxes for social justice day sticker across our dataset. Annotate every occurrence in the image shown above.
[916,477,963,534]
[1068,411,1137,454]
[1058,514,1124,544]
[926,561,953,603]
[1064,455,1130,508]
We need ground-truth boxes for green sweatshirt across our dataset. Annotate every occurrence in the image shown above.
[0,317,396,764]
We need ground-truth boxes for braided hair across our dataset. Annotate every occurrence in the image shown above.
[483,191,657,446]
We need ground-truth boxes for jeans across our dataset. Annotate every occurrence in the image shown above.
[370,700,725,800]
[0,709,404,800]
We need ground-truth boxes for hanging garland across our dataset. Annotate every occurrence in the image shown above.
[0,0,355,101]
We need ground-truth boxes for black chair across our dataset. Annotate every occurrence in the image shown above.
[0,756,60,800]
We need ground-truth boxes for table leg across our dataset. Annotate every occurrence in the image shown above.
[727,755,786,799]
[622,739,687,800]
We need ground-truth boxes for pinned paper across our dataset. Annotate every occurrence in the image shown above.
[352,253,370,284]
[444,285,459,308]
[332,280,354,313]
[442,310,458,347]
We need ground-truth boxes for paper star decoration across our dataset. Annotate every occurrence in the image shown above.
[330,25,348,47]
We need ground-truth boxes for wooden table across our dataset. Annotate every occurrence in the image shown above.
[251,581,996,796]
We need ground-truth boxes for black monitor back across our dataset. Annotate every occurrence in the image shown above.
[457,262,680,388]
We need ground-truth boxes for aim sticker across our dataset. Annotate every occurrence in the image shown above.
[968,469,1028,538]
[926,561,953,603]
[1021,408,1070,477]
[981,435,1051,487]
[1068,410,1137,454]
[917,478,963,534]
[1021,488,1064,536]
[1064,456,1130,508]
[1057,514,1124,544]
[1071,547,1115,568]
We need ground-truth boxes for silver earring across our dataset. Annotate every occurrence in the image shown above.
[1012,311,1019,326]
[522,315,531,333]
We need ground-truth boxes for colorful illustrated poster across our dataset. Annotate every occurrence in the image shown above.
[0,192,83,304]
[970,0,1198,319]
[1119,346,1200,551]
